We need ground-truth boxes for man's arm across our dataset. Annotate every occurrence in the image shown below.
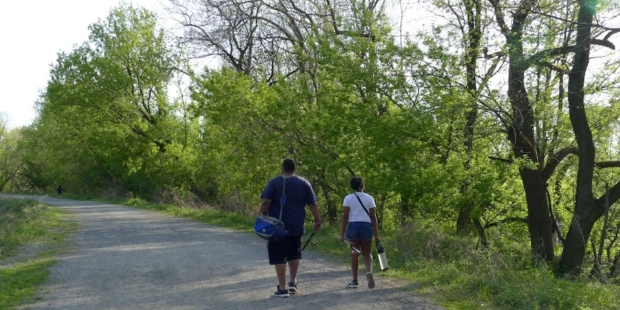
[258,199,272,216]
[308,203,321,230]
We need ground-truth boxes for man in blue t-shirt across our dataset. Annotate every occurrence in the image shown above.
[258,158,321,298]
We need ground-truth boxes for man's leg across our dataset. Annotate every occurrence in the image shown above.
[285,236,302,294]
[288,259,299,284]
[268,240,288,291]
[275,263,287,289]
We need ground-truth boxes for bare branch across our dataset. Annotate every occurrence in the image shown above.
[487,0,509,37]
[485,217,528,228]
[488,156,513,163]
[591,39,615,50]
[542,146,578,180]
[596,181,620,209]
[596,161,620,168]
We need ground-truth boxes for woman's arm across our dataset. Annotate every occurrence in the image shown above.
[369,208,380,243]
[340,207,350,241]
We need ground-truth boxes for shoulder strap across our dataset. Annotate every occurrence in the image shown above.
[353,193,371,220]
[277,176,286,221]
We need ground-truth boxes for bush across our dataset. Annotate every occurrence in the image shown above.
[391,221,620,309]
[393,222,478,263]
[125,197,147,207]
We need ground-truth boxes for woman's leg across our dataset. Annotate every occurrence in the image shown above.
[350,239,361,280]
[360,239,373,273]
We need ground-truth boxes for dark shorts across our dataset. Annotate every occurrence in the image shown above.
[346,222,373,241]
[267,235,302,265]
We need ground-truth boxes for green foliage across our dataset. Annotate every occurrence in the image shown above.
[125,196,147,207]
[0,199,62,255]
[19,4,206,200]
[0,258,56,310]
[8,0,620,306]
[0,126,23,192]
[388,223,620,310]
[117,197,255,231]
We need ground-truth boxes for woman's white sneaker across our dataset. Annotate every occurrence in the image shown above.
[366,272,375,289]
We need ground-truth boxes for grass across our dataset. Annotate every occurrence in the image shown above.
[0,198,77,310]
[384,224,620,310]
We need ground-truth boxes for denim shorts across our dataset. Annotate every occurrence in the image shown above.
[346,222,373,241]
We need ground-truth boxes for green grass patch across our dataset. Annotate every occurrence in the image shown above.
[386,224,620,310]
[0,198,77,310]
[0,257,56,308]
[121,199,256,231]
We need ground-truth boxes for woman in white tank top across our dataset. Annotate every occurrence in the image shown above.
[339,177,381,289]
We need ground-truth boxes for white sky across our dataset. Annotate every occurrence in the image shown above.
[0,0,165,129]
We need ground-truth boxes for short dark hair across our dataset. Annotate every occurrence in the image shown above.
[282,158,296,173]
[350,177,363,191]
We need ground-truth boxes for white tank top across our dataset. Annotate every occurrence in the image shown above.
[342,192,376,223]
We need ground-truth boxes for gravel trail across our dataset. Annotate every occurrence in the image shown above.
[3,195,442,310]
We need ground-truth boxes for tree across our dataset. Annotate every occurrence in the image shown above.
[23,4,201,198]
[0,115,23,191]
[559,0,620,275]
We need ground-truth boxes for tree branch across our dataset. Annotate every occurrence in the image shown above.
[542,146,578,180]
[485,217,528,228]
[488,156,513,163]
[591,39,616,50]
[537,61,570,74]
[488,0,509,37]
[596,181,620,209]
[596,161,620,168]
[523,46,575,68]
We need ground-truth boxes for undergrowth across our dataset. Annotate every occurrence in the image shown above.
[0,198,76,310]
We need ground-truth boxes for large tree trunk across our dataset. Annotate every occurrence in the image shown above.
[558,0,600,275]
[560,204,603,274]
[507,60,554,262]
[553,0,620,275]
[488,0,555,263]
[520,169,555,263]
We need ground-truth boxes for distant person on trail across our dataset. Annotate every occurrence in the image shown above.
[340,177,380,289]
[258,158,321,298]
[56,185,63,197]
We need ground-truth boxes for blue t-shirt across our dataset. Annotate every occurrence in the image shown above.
[261,175,317,236]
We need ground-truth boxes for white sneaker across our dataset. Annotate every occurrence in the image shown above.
[366,272,375,289]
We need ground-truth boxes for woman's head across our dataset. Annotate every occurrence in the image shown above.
[350,177,364,191]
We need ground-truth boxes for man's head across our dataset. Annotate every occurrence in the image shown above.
[350,177,364,191]
[282,158,296,173]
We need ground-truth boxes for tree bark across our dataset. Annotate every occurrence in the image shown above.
[519,169,555,263]
[487,0,555,263]
[559,0,601,275]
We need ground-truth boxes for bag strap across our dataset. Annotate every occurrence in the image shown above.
[277,176,286,221]
[353,193,371,221]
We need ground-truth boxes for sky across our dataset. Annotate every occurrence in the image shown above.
[0,0,165,129]
[1,1,615,130]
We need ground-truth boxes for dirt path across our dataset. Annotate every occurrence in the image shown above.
[3,194,442,310]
